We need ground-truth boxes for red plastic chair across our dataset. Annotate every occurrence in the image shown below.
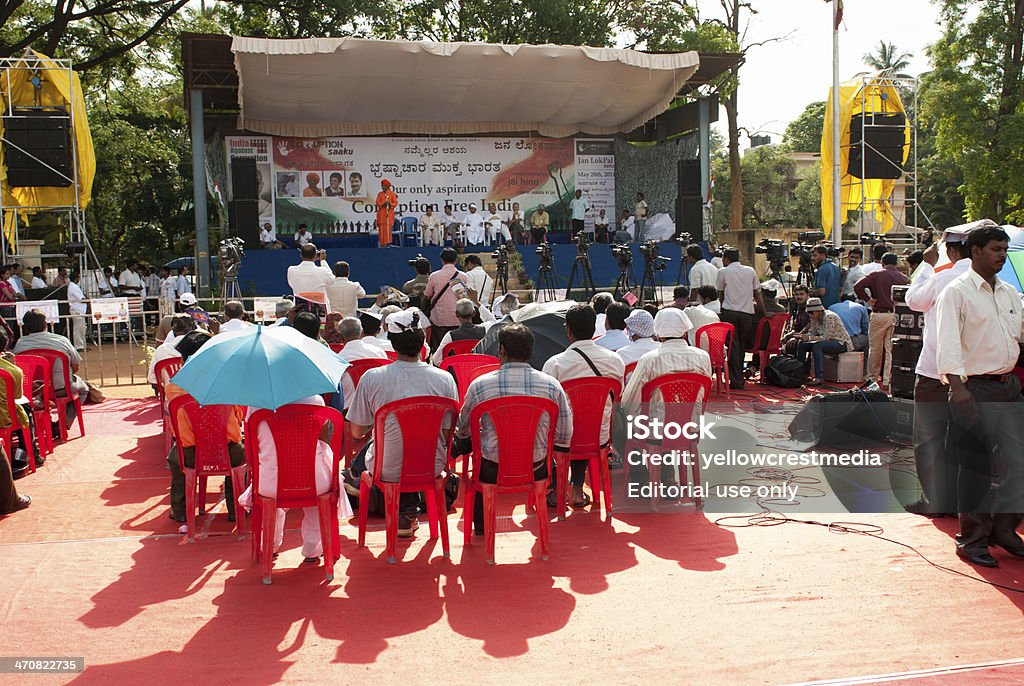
[463,395,558,565]
[694,323,735,398]
[154,357,184,453]
[385,350,398,361]
[746,314,790,380]
[0,368,35,474]
[246,404,344,585]
[440,339,480,358]
[329,343,345,354]
[14,354,53,457]
[439,354,501,404]
[640,372,712,509]
[557,377,621,520]
[167,395,247,541]
[22,348,85,441]
[356,395,459,564]
[624,361,638,383]
[342,358,393,464]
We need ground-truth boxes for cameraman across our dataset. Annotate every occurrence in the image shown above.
[812,244,842,308]
[402,256,432,301]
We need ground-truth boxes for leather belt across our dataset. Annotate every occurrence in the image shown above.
[968,374,1013,383]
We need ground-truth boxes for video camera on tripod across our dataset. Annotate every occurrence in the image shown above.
[535,242,553,267]
[640,239,670,271]
[407,253,430,268]
[491,244,510,265]
[860,232,885,244]
[674,232,693,246]
[610,243,632,268]
[219,237,245,279]
[574,231,591,254]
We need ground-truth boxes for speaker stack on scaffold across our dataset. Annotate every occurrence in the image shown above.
[675,159,703,242]
[2,107,74,187]
[229,157,261,249]
[890,284,921,436]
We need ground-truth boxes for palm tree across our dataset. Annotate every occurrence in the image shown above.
[862,41,913,77]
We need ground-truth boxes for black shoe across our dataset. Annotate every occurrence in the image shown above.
[903,499,940,518]
[9,494,31,512]
[302,556,321,564]
[227,512,236,523]
[956,548,999,568]
[168,512,186,523]
[990,537,1024,558]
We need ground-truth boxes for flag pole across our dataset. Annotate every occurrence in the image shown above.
[832,0,842,249]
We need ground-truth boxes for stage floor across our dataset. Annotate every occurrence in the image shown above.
[3,390,1023,685]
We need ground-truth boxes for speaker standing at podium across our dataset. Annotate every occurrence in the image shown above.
[935,225,1024,568]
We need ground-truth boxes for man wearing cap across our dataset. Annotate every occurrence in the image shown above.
[543,304,625,510]
[716,248,772,390]
[935,224,1024,568]
[617,309,660,368]
[855,252,910,388]
[347,308,459,538]
[793,297,852,386]
[621,308,712,408]
[463,204,486,245]
[903,222,980,516]
[828,295,869,352]
[424,248,470,349]
[178,293,218,334]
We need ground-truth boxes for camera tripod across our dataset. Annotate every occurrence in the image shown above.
[638,256,665,307]
[534,257,558,303]
[676,258,692,289]
[564,246,596,301]
[490,256,509,308]
[613,260,635,301]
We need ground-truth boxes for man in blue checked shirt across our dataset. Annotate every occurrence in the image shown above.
[454,324,573,536]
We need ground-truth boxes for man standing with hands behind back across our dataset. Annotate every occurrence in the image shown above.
[716,248,772,391]
[935,225,1024,568]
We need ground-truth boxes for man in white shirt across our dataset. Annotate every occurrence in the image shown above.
[684,291,721,334]
[591,292,613,337]
[685,244,720,301]
[336,317,389,409]
[441,204,461,244]
[462,255,493,306]
[174,266,191,299]
[716,249,772,390]
[29,267,46,289]
[842,247,866,298]
[904,225,974,517]
[294,224,313,247]
[67,269,88,351]
[860,242,887,279]
[286,244,334,309]
[934,225,1024,568]
[697,286,721,314]
[260,222,283,249]
[485,203,512,245]
[419,205,444,246]
[157,268,177,320]
[324,261,364,318]
[118,260,145,297]
[219,301,252,333]
[542,303,624,509]
[569,190,590,237]
[462,204,485,245]
[617,210,635,243]
[8,263,26,298]
[634,192,649,241]
[617,309,660,368]
[595,302,631,351]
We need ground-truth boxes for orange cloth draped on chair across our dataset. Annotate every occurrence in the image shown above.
[375,180,398,247]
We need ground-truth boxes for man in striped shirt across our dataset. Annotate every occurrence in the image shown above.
[455,324,573,535]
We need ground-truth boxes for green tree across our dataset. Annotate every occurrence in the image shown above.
[783,101,826,152]
[922,0,1024,222]
[789,162,822,229]
[712,145,797,229]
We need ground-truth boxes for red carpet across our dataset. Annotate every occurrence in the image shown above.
[3,395,1024,685]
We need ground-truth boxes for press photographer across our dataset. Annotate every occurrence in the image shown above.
[811,243,843,308]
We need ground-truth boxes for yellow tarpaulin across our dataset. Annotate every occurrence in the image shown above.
[0,50,95,243]
[820,75,910,237]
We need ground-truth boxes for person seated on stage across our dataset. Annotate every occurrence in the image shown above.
[485,203,512,245]
[147,314,195,387]
[594,209,610,244]
[325,261,364,318]
[454,324,573,536]
[432,298,486,364]
[302,173,323,197]
[14,308,89,429]
[508,203,527,244]
[621,308,712,410]
[344,309,459,537]
[402,256,432,301]
[617,309,660,369]
[543,304,624,509]
[793,297,852,387]
[616,209,635,243]
[163,330,246,523]
[419,205,444,246]
[219,301,252,334]
[595,302,631,351]
[294,224,313,247]
[828,294,869,352]
[780,284,811,355]
[440,204,461,244]
[528,204,550,245]
[591,292,614,337]
[463,204,486,245]
[259,222,284,250]
[696,285,721,315]
[683,289,721,334]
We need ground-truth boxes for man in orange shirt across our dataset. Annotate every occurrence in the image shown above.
[376,179,398,247]
[164,330,246,523]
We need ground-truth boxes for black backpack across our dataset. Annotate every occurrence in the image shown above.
[763,355,807,388]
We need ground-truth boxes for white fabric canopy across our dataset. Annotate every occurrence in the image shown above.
[231,37,700,138]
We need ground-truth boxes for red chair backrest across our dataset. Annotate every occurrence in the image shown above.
[694,323,734,367]
[22,348,71,395]
[246,404,344,507]
[167,394,235,473]
[154,357,184,388]
[345,358,392,390]
[624,361,638,381]
[440,339,479,358]
[469,395,558,488]
[329,343,345,354]
[0,368,24,428]
[641,372,713,428]
[562,377,621,454]
[751,313,790,354]
[371,395,460,490]
[14,354,51,409]
[439,354,501,402]
[385,350,398,361]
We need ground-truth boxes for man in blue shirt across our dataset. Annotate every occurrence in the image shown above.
[828,295,869,351]
[812,245,842,308]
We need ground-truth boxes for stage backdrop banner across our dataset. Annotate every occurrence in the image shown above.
[226,135,615,237]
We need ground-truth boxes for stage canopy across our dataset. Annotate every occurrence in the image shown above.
[231,37,700,138]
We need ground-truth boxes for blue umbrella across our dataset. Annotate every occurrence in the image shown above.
[171,324,348,410]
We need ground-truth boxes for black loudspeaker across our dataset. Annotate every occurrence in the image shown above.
[230,200,260,249]
[891,338,922,369]
[674,195,704,242]
[847,112,906,179]
[3,108,73,187]
[891,366,916,400]
[677,159,701,197]
[788,389,897,447]
[231,157,259,200]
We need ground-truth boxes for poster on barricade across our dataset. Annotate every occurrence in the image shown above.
[17,299,59,324]
[226,135,615,237]
[252,298,280,323]
[91,298,129,324]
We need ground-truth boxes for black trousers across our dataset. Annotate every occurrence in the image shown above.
[167,443,245,518]
[0,446,21,514]
[473,459,548,534]
[350,439,421,515]
[719,308,755,389]
[429,325,456,352]
[571,219,585,235]
[913,375,958,512]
